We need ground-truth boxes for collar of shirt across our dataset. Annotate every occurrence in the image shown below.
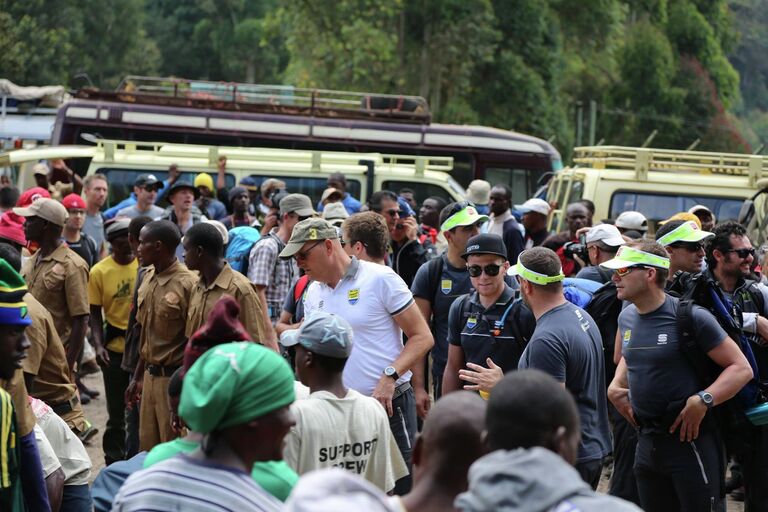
[201,262,235,291]
[155,259,182,285]
[469,283,516,310]
[489,209,513,224]
[38,243,70,264]
[319,256,360,291]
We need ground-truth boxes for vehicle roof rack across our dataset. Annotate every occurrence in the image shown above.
[74,76,431,125]
[573,146,768,187]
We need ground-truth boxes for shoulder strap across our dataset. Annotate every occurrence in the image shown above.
[426,254,445,301]
[677,299,713,387]
[294,275,310,302]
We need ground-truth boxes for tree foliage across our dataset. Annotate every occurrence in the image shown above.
[0,0,761,156]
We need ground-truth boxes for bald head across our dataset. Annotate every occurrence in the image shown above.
[414,391,486,487]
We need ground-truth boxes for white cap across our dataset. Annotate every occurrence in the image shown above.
[585,224,626,247]
[688,204,716,224]
[615,211,648,232]
[514,198,551,216]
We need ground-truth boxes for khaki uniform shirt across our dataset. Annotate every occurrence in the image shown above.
[21,293,78,405]
[186,263,267,342]
[22,244,89,345]
[137,260,197,367]
[0,370,36,437]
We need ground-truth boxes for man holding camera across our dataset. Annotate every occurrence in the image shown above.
[575,224,626,284]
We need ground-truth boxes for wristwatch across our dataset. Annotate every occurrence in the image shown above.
[697,391,714,409]
[383,366,399,381]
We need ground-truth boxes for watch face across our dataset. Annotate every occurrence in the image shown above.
[385,367,395,376]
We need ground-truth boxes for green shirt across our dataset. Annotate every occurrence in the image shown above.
[0,389,24,512]
[144,437,298,501]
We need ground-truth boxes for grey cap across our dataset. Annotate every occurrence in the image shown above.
[105,218,131,240]
[280,312,353,359]
[280,193,316,217]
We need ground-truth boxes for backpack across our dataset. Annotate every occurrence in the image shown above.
[457,293,536,351]
[563,278,604,308]
[583,281,623,384]
[225,226,261,274]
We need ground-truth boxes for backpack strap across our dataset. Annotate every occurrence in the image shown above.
[426,254,445,303]
[676,299,712,387]
[294,274,310,302]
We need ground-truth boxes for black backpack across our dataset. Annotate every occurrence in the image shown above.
[583,281,622,384]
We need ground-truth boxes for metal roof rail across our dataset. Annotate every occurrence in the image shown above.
[381,154,454,174]
[573,145,768,187]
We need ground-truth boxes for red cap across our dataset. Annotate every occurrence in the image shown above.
[61,193,86,210]
[17,187,51,208]
[0,212,27,246]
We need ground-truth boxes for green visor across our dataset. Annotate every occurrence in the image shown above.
[507,259,565,285]
[656,220,714,247]
[440,205,489,232]
[600,245,670,270]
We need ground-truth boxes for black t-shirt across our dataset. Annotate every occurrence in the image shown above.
[67,232,98,268]
[619,295,726,420]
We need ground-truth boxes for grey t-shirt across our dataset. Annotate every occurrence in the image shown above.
[411,254,473,376]
[519,302,612,463]
[117,204,165,220]
[83,212,105,252]
[575,265,611,284]
[619,295,726,420]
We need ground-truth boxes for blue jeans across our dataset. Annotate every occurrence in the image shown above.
[388,384,416,495]
[62,484,92,512]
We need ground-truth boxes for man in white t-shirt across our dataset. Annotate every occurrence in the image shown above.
[280,218,433,494]
[281,312,408,492]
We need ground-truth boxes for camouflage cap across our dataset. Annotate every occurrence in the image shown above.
[279,218,339,258]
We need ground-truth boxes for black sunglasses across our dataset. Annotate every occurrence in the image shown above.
[670,241,705,252]
[467,264,502,277]
[725,248,755,259]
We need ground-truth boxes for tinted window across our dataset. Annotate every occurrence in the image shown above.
[99,168,235,207]
[381,180,454,207]
[248,175,362,206]
[485,167,547,204]
[610,192,743,223]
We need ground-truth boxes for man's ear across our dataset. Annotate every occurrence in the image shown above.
[304,351,314,368]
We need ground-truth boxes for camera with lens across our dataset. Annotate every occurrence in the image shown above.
[563,233,590,265]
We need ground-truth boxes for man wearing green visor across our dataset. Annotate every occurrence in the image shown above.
[113,342,294,511]
[412,201,488,404]
[604,240,752,512]
[655,220,714,283]
[513,246,611,490]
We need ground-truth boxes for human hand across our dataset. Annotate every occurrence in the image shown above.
[669,394,708,442]
[95,345,110,367]
[399,216,419,241]
[414,386,431,419]
[459,358,503,393]
[372,376,396,417]
[218,155,227,170]
[124,379,143,410]
[607,385,637,428]
[168,164,180,183]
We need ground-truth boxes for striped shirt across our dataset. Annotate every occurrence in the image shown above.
[112,454,282,512]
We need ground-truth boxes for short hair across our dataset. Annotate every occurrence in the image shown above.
[367,190,398,212]
[311,352,347,374]
[84,174,107,189]
[426,195,448,213]
[579,199,595,215]
[128,216,153,240]
[328,172,346,185]
[491,184,512,200]
[342,212,389,260]
[706,221,750,269]
[184,222,224,258]
[142,220,182,250]
[0,187,19,210]
[518,247,563,292]
[654,220,685,242]
[627,239,669,286]
[398,187,415,196]
[0,243,22,272]
[590,240,619,254]
[486,369,579,451]
[168,367,184,398]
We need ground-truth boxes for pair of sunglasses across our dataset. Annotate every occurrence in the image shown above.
[670,241,704,252]
[725,248,755,259]
[614,265,650,277]
[467,264,502,277]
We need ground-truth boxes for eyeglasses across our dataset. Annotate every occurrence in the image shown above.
[614,266,650,277]
[294,240,324,261]
[467,264,502,277]
[670,241,705,252]
[725,248,756,259]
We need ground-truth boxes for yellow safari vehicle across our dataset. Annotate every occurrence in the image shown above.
[547,145,768,238]
[0,139,467,207]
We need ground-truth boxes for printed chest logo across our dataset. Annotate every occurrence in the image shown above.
[657,333,668,345]
[348,288,360,305]
[623,329,631,344]
[466,316,478,330]
[441,279,452,295]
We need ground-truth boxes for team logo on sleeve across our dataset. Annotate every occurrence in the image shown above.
[623,329,631,345]
[441,279,452,295]
[347,288,360,305]
[466,316,477,330]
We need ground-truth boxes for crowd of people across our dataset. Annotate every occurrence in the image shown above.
[1,159,767,512]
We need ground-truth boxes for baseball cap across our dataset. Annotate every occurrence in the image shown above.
[13,198,68,227]
[322,202,349,226]
[507,250,565,285]
[168,181,199,199]
[656,220,714,247]
[658,212,701,228]
[134,174,163,189]
[689,204,716,223]
[321,187,343,204]
[600,245,670,270]
[466,179,491,205]
[32,163,49,176]
[239,176,259,191]
[279,193,316,217]
[280,312,353,359]
[514,198,551,216]
[440,203,489,232]
[461,233,507,260]
[61,193,86,210]
[17,187,50,207]
[585,224,626,247]
[194,173,215,191]
[279,218,339,258]
[105,218,130,241]
[0,212,26,246]
[203,219,229,245]
[614,211,648,232]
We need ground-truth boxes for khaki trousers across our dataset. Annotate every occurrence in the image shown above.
[139,373,174,452]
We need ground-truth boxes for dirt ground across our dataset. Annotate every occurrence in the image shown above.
[79,370,745,510]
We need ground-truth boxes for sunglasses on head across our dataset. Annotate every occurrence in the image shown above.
[670,241,705,252]
[467,264,502,277]
[725,248,755,259]
[614,265,650,277]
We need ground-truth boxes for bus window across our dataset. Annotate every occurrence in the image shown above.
[609,191,744,224]
[248,175,362,206]
[99,168,236,207]
[381,180,456,206]
[484,167,546,204]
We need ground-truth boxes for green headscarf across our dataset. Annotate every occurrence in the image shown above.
[179,342,295,433]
